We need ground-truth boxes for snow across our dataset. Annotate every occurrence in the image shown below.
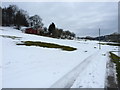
[71,51,109,88]
[0,34,2,90]
[51,51,100,88]
[0,27,117,88]
[112,51,120,57]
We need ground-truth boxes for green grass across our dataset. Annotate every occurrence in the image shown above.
[99,43,120,46]
[109,52,120,83]
[17,41,77,51]
[0,35,21,39]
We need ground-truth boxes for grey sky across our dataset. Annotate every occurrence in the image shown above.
[2,2,118,37]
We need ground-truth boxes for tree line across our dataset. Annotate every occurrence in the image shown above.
[2,5,29,29]
[48,23,75,39]
[2,5,76,39]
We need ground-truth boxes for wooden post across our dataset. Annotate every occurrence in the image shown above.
[99,28,101,49]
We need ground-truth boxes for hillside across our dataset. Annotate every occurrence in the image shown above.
[0,27,119,88]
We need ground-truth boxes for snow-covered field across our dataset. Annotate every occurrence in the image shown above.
[0,27,118,88]
[0,31,2,90]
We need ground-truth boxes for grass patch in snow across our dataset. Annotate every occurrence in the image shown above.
[109,52,120,83]
[99,43,120,46]
[17,41,77,51]
[0,35,21,39]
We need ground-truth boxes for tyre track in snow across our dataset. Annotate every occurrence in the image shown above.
[50,50,100,88]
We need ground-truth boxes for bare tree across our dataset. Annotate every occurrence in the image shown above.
[29,15,44,29]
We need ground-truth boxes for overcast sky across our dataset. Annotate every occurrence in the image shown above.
[2,2,118,37]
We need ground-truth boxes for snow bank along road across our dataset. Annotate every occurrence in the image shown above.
[0,27,117,88]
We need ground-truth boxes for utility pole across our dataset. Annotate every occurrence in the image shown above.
[99,28,101,50]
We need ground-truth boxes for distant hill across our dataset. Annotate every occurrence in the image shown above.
[96,33,120,43]
[79,33,120,43]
